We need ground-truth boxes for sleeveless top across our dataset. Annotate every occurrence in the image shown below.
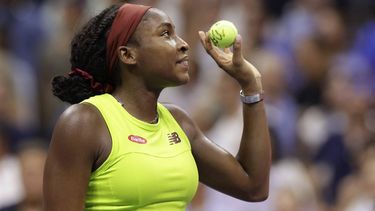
[82,94,199,211]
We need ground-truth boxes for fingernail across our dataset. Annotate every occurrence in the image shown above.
[236,35,242,43]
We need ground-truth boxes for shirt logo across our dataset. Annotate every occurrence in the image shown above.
[128,135,147,144]
[168,132,181,145]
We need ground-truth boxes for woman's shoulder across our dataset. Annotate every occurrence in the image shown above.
[161,103,189,122]
[51,102,109,154]
[162,103,197,141]
[58,102,103,127]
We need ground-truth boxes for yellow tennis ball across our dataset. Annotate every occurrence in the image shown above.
[209,20,238,48]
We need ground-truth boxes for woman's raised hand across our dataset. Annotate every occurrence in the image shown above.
[198,31,262,94]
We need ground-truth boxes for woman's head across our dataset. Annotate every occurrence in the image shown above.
[52,3,190,104]
[119,8,190,89]
[52,4,121,104]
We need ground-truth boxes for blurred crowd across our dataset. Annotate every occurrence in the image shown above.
[0,0,374,210]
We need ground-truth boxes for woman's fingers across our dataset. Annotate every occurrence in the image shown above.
[232,35,243,66]
[198,31,243,72]
[198,31,222,63]
[198,31,207,49]
[198,31,213,52]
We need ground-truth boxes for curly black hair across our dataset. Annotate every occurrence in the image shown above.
[52,5,121,104]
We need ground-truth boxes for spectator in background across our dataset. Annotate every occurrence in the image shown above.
[0,139,47,211]
[0,2,41,138]
[293,35,330,107]
[38,0,89,136]
[0,52,17,128]
[351,1,375,75]
[241,0,268,54]
[0,50,38,143]
[196,73,248,211]
[254,50,298,158]
[298,53,374,207]
[0,126,23,210]
[335,141,375,211]
[270,158,319,211]
[293,6,347,108]
[0,0,45,70]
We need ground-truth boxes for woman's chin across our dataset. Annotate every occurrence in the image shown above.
[166,75,190,88]
[178,73,190,85]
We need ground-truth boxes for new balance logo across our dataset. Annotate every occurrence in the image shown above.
[168,132,181,145]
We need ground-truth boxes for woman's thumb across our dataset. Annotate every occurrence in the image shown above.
[232,34,243,66]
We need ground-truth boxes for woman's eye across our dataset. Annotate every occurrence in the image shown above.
[161,31,170,37]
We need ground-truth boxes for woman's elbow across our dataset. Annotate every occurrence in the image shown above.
[242,185,269,202]
[234,179,270,202]
[245,191,269,202]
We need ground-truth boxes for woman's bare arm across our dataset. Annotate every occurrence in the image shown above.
[43,103,110,210]
[167,102,271,202]
[165,31,271,202]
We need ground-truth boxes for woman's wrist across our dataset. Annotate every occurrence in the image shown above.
[237,61,263,95]
[240,76,263,95]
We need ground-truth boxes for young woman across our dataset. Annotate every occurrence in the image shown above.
[43,3,271,211]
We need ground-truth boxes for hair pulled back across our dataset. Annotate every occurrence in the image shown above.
[52,5,120,104]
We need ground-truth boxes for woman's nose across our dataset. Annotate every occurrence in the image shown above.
[177,36,189,53]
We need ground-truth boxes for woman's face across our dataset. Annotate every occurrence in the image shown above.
[131,8,190,89]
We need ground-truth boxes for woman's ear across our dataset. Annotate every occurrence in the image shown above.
[117,46,137,65]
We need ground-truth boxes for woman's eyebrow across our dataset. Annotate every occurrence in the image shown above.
[157,22,175,30]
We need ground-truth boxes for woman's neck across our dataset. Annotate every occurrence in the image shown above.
[112,84,161,123]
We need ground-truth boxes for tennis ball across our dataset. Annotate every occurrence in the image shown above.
[209,20,238,48]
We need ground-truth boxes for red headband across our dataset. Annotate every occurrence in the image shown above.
[106,3,151,74]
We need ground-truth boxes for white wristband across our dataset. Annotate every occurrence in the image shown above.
[240,90,264,104]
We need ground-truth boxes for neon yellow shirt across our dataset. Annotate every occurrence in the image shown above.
[82,94,199,211]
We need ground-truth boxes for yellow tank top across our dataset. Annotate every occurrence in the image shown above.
[82,94,199,211]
